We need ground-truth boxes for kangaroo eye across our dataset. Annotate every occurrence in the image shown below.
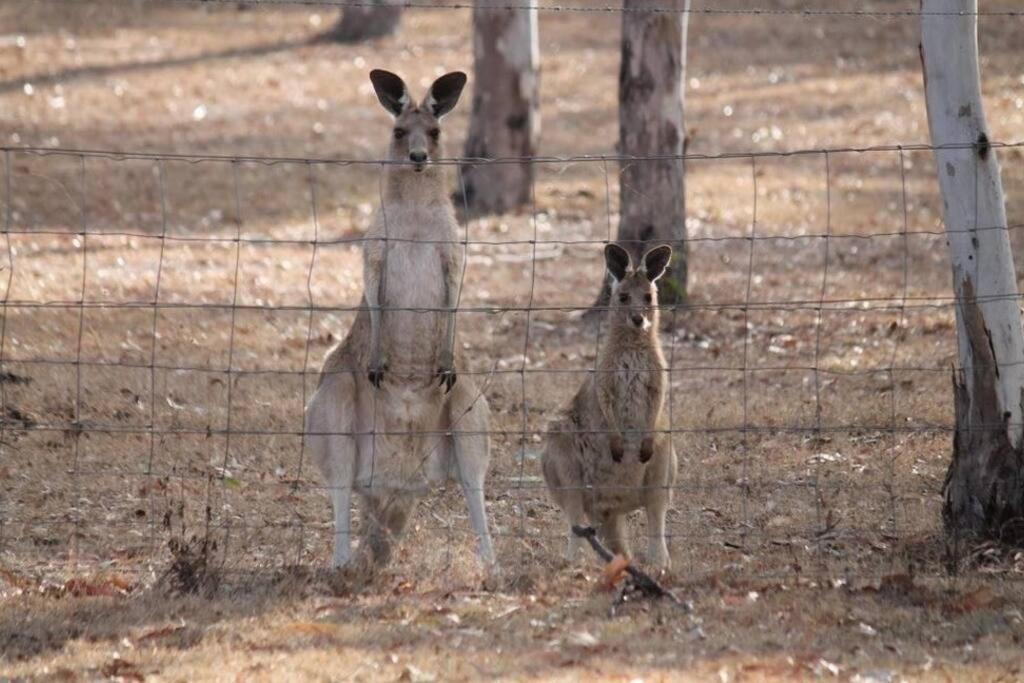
[644,293,653,304]
[618,293,629,304]
[393,128,407,140]
[428,128,440,140]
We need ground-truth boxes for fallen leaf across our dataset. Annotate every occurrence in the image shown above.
[137,622,187,642]
[399,664,436,682]
[567,630,600,649]
[858,622,878,637]
[0,568,32,590]
[600,554,630,591]
[946,586,1000,614]
[101,658,143,682]
[279,622,343,639]
[63,573,133,597]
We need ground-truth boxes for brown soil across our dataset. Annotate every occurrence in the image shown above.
[2,1,1024,680]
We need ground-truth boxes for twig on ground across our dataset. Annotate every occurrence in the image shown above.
[571,525,691,615]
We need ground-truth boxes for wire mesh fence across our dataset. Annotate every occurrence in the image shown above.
[3,131,1023,588]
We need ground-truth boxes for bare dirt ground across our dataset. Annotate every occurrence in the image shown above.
[2,0,1024,680]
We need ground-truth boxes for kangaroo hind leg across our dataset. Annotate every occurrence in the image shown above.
[449,378,497,568]
[306,370,358,569]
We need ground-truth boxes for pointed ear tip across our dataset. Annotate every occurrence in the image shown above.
[370,69,402,85]
[436,71,467,89]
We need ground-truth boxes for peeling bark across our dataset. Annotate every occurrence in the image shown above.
[944,279,1024,541]
[921,0,1024,543]
[458,0,539,215]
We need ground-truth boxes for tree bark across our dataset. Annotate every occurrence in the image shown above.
[458,0,540,215]
[328,1,401,43]
[922,0,1024,543]
[592,0,689,312]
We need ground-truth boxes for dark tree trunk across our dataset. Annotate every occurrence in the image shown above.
[944,281,1024,543]
[921,0,1024,544]
[457,0,539,216]
[592,0,689,312]
[328,1,401,43]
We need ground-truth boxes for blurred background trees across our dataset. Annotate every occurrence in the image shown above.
[458,0,540,215]
[328,0,402,43]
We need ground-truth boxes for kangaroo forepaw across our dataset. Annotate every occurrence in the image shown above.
[609,435,624,463]
[639,437,654,464]
[436,366,457,393]
[368,362,387,388]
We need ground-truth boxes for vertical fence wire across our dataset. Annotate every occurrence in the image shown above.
[69,155,90,571]
[810,151,832,576]
[292,161,322,565]
[2,141,1024,580]
[886,147,912,573]
[738,155,758,550]
[0,151,13,556]
[146,159,170,556]
[515,158,542,553]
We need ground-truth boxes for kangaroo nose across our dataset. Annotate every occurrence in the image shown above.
[631,314,644,327]
[409,151,427,163]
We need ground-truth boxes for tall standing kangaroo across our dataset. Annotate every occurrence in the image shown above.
[542,244,678,569]
[305,69,496,570]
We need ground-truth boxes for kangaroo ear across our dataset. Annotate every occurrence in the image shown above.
[369,69,409,117]
[604,243,631,283]
[641,244,673,282]
[424,71,467,119]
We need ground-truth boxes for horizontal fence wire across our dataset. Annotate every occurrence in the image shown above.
[1,131,1020,585]
[171,0,1024,18]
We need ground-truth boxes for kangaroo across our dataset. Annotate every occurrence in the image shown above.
[542,243,678,568]
[305,69,496,571]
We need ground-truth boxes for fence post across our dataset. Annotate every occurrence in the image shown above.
[921,0,1024,542]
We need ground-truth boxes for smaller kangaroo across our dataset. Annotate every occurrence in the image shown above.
[542,243,678,568]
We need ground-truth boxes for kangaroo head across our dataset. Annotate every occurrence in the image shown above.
[369,69,467,174]
[604,243,672,331]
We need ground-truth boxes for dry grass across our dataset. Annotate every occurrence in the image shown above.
[2,0,1024,680]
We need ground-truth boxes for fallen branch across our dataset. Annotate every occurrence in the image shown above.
[571,525,690,615]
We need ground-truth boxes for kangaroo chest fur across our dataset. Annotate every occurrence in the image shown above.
[354,199,460,493]
[601,346,661,433]
[371,199,458,379]
[568,338,667,515]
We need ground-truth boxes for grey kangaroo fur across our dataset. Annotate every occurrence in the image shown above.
[542,243,678,568]
[305,69,496,570]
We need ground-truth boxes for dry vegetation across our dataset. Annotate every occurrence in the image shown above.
[2,0,1024,680]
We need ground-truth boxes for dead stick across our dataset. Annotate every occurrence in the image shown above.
[571,525,686,607]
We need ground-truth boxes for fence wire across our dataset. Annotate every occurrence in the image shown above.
[175,0,1024,18]
[2,133,1022,586]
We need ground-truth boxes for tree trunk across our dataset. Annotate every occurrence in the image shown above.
[922,0,1024,543]
[593,0,689,312]
[458,0,540,215]
[328,0,401,43]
